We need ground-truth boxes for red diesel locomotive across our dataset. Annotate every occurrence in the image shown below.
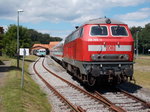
[51,18,134,86]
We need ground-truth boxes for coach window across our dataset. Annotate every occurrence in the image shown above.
[111,26,128,36]
[90,26,108,36]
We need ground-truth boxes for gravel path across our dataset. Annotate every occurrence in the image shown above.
[0,61,10,87]
[0,61,11,112]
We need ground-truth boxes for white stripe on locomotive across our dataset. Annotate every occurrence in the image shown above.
[88,45,131,51]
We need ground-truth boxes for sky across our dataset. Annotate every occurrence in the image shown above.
[0,0,150,38]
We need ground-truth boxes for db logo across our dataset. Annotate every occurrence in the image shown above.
[106,45,116,51]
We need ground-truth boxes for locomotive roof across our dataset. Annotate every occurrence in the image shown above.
[83,18,125,25]
[53,40,64,48]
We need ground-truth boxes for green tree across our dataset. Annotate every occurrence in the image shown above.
[130,23,150,54]
[2,25,17,57]
[2,24,62,57]
[0,34,4,56]
[139,23,150,54]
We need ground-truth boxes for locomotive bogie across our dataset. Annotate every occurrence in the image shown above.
[63,57,133,85]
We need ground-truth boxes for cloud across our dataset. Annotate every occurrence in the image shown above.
[115,8,150,21]
[0,0,147,23]
[0,0,25,17]
[114,7,150,27]
[0,0,149,37]
[1,25,8,32]
[37,29,72,38]
[105,0,147,7]
[124,20,150,27]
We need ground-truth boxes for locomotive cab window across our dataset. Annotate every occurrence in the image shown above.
[111,26,128,36]
[90,26,108,36]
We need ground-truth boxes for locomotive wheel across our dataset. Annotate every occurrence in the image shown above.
[88,76,96,86]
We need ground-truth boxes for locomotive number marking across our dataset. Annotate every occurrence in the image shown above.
[106,45,116,51]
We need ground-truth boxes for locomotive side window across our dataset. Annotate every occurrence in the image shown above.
[79,28,83,37]
[90,26,108,36]
[64,27,84,44]
[72,29,80,40]
[64,36,70,44]
[111,26,128,36]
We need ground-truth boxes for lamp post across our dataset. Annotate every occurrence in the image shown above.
[17,9,24,68]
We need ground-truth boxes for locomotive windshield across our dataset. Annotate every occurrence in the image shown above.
[111,26,128,36]
[90,26,108,36]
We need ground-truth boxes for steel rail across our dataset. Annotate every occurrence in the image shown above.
[94,91,125,111]
[117,88,150,108]
[42,57,126,112]
[94,87,150,112]
[33,58,81,112]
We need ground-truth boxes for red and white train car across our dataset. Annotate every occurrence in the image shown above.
[50,41,64,63]
[51,18,134,86]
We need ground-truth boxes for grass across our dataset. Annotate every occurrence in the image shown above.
[1,54,149,111]
[0,56,10,65]
[0,55,51,112]
[134,55,150,89]
[0,56,10,61]
[134,71,150,89]
[136,59,150,66]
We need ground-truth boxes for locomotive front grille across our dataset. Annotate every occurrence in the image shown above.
[103,55,118,59]
[91,54,129,61]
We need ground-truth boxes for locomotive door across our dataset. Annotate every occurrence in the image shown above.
[71,41,76,59]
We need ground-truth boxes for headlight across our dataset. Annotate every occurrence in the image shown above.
[123,54,129,60]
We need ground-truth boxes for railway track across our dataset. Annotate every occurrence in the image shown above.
[33,57,125,112]
[47,56,150,111]
[33,57,150,112]
[95,88,150,112]
[33,58,79,112]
